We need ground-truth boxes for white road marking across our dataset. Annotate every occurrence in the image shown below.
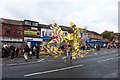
[24,64,84,77]
[116,56,120,59]
[37,59,45,62]
[6,63,18,66]
[111,51,117,53]
[94,53,97,55]
[6,62,30,66]
[19,63,28,65]
[98,58,115,62]
[6,61,38,66]
[105,52,108,53]
[28,62,37,64]
[48,60,54,61]
[87,55,93,57]
[5,58,47,66]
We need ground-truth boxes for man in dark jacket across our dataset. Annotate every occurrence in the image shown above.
[10,45,15,60]
[15,47,19,57]
[35,44,39,59]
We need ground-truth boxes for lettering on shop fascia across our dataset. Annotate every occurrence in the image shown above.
[24,37,42,41]
[2,37,22,42]
[31,27,38,30]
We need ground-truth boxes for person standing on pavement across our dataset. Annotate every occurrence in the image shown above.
[29,47,33,59]
[15,47,19,58]
[33,46,36,56]
[97,45,100,51]
[23,45,30,61]
[35,44,40,59]
[10,45,15,60]
[3,43,8,58]
[2,47,6,58]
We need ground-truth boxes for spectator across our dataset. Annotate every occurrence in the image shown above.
[29,47,33,59]
[10,45,15,60]
[97,45,100,51]
[35,44,40,59]
[2,47,5,58]
[15,47,19,57]
[33,46,36,56]
[94,44,97,50]
[23,45,30,61]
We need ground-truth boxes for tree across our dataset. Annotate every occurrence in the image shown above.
[101,30,114,41]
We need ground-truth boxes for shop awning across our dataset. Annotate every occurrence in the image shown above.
[43,36,51,40]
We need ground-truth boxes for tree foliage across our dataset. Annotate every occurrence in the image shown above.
[101,31,114,41]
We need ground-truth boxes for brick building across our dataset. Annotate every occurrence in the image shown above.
[0,18,104,47]
[22,20,42,47]
[114,33,120,44]
[86,30,103,41]
[0,18,23,47]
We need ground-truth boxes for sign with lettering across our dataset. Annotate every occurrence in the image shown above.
[1,37,22,42]
[24,30,37,36]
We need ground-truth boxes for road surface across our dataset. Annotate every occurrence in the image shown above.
[1,48,119,79]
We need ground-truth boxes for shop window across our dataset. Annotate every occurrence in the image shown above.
[49,32,52,36]
[5,25,11,35]
[18,30,22,35]
[17,27,22,35]
[37,32,39,35]
[24,21,31,25]
[42,31,45,37]
[45,33,47,36]
[88,33,90,38]
[37,31,40,36]
[32,22,38,26]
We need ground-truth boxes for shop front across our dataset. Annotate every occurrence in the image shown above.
[1,37,23,47]
[24,37,42,47]
[42,36,51,45]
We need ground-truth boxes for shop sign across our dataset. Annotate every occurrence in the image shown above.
[24,30,37,36]
[2,37,22,42]
[24,37,42,41]
[31,27,38,30]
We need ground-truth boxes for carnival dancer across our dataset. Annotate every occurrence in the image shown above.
[63,44,72,63]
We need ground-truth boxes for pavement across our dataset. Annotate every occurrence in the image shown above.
[1,48,120,79]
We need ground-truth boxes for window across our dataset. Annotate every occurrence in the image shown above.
[88,33,91,37]
[92,35,94,38]
[42,31,44,37]
[32,22,38,26]
[5,25,11,34]
[24,21,31,25]
[37,31,40,36]
[17,27,22,35]
[18,30,22,35]
[49,32,52,36]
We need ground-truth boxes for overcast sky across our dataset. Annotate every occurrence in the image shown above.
[0,0,119,33]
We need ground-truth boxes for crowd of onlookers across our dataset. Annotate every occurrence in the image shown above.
[2,42,119,61]
[23,44,40,61]
[2,43,40,61]
[2,43,22,59]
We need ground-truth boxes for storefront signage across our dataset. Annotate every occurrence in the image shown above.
[24,30,37,36]
[24,37,42,41]
[1,37,22,42]
[31,27,38,30]
[43,36,51,41]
